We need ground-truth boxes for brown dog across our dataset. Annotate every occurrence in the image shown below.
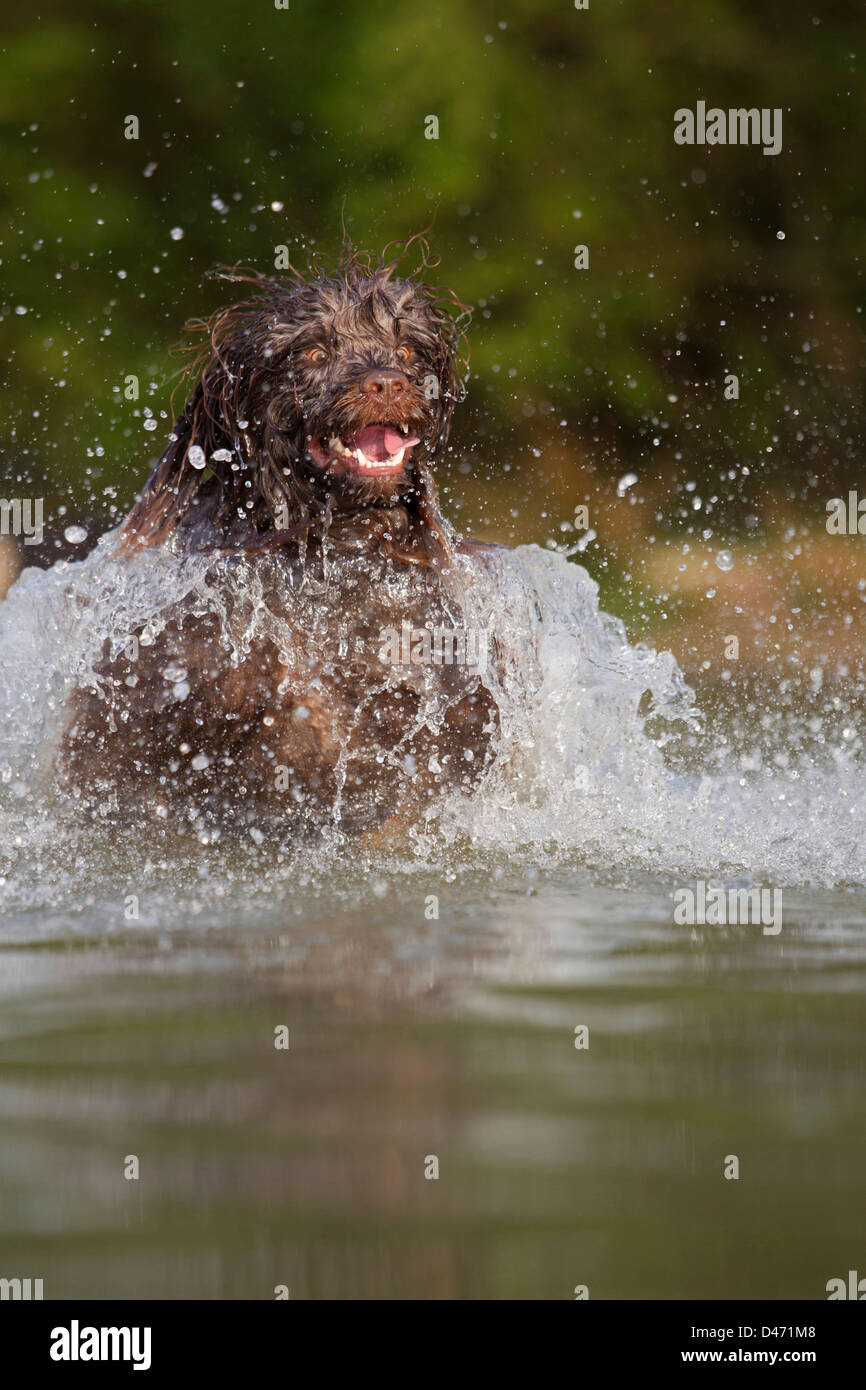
[59,249,500,836]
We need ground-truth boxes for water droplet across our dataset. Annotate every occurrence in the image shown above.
[63,525,88,544]
[617,472,638,496]
[776,230,785,240]
[188,445,207,469]
[169,226,184,241]
[715,549,735,572]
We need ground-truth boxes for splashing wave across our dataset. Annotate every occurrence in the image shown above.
[0,536,863,910]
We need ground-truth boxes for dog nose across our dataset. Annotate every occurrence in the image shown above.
[361,369,409,401]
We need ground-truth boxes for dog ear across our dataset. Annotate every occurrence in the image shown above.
[428,291,470,456]
[120,366,239,548]
[121,283,288,550]
[125,277,310,551]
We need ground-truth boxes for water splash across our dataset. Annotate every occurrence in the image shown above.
[0,535,863,914]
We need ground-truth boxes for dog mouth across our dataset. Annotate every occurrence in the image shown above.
[308,423,421,478]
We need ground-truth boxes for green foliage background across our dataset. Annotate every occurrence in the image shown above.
[1,0,864,542]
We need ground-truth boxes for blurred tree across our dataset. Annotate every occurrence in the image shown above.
[0,0,863,548]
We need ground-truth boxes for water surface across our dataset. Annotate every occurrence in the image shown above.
[1,541,864,1299]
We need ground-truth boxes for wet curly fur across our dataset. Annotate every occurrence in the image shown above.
[123,242,469,565]
[59,242,500,836]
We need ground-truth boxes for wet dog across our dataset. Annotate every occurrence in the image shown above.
[59,247,499,836]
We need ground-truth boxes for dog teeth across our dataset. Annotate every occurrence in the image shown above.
[355,447,405,472]
[327,435,360,463]
[323,433,408,471]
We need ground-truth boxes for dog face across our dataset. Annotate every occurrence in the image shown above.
[124,255,468,560]
[264,272,455,509]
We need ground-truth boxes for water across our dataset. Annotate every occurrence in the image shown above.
[1,539,865,1299]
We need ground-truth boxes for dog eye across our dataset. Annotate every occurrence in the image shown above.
[306,347,329,364]
[395,345,413,362]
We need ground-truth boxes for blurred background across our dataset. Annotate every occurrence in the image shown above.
[1,0,865,681]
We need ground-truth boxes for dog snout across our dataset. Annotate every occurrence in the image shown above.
[360,368,409,402]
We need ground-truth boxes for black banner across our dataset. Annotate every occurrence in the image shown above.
[1,1300,860,1375]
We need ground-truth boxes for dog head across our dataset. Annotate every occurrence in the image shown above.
[124,246,470,565]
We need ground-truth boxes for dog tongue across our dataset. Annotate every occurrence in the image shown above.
[346,425,419,461]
